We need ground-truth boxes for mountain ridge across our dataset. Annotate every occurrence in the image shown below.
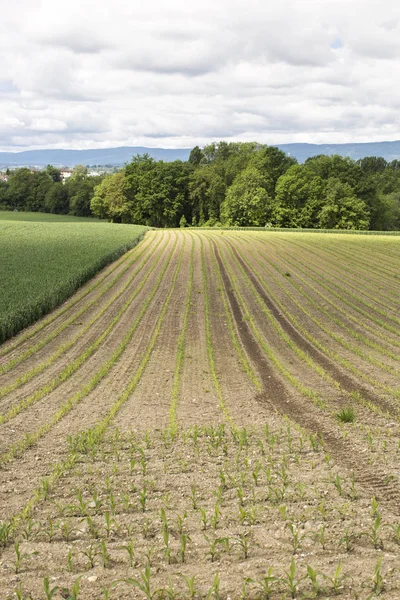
[1,141,400,166]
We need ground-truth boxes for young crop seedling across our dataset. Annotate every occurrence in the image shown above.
[246,566,278,600]
[43,577,59,600]
[336,406,356,423]
[119,540,136,567]
[10,541,39,574]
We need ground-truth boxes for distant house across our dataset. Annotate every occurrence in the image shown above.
[0,172,9,182]
[60,168,73,181]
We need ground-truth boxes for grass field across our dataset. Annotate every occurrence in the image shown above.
[0,213,148,342]
[0,211,102,223]
[1,230,400,599]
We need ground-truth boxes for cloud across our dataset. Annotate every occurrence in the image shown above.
[0,0,400,151]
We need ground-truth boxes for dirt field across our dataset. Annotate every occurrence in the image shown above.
[1,229,400,599]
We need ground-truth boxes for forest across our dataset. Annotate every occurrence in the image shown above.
[2,142,400,230]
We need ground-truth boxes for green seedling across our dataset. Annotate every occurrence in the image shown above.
[206,571,221,600]
[332,474,343,496]
[338,528,356,553]
[210,503,221,530]
[204,535,229,562]
[181,574,198,599]
[43,577,59,600]
[360,513,383,549]
[384,522,400,545]
[67,548,74,573]
[124,563,161,600]
[246,566,278,599]
[10,541,39,574]
[310,524,327,550]
[306,565,322,597]
[200,508,208,530]
[81,543,99,569]
[371,496,379,517]
[287,521,305,554]
[104,511,117,537]
[139,486,147,512]
[371,557,385,596]
[0,520,13,548]
[60,576,81,600]
[280,558,303,599]
[180,532,191,563]
[190,484,198,509]
[177,512,187,535]
[100,581,119,600]
[119,540,136,567]
[232,532,251,559]
[21,517,36,541]
[336,406,355,423]
[322,561,350,594]
[84,515,100,539]
[7,582,32,600]
[100,540,111,568]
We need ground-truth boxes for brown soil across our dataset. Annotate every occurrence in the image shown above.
[1,230,400,599]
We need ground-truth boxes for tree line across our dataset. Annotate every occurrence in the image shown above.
[2,143,400,229]
[0,165,102,217]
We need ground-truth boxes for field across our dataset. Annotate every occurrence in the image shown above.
[1,229,400,599]
[0,213,148,342]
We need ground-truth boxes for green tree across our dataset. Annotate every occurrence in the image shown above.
[45,165,62,182]
[273,165,326,227]
[318,178,370,230]
[44,182,69,214]
[220,166,270,226]
[91,172,129,221]
[6,168,36,209]
[249,146,296,196]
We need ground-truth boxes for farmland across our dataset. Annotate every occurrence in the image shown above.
[1,229,400,599]
[0,213,148,342]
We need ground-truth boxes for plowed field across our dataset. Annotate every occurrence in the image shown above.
[1,230,400,599]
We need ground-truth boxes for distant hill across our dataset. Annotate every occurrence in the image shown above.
[277,141,400,163]
[0,146,192,167]
[1,141,400,167]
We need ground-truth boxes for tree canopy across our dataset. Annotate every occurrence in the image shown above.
[2,143,400,230]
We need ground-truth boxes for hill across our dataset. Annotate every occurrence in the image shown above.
[2,141,400,167]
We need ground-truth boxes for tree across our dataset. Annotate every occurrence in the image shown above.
[273,165,326,227]
[249,146,296,196]
[6,168,36,209]
[71,164,88,180]
[189,167,225,225]
[44,182,69,214]
[32,171,55,212]
[220,167,271,226]
[45,165,62,182]
[91,172,129,221]
[188,146,204,167]
[318,178,370,230]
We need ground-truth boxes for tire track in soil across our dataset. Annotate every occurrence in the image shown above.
[225,238,398,418]
[249,233,400,355]
[212,238,400,514]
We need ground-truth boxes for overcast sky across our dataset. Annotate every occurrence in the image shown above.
[1,0,399,151]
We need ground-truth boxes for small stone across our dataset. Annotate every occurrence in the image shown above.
[87,575,98,583]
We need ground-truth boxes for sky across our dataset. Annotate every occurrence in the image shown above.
[1,0,400,151]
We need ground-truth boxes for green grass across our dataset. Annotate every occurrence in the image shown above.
[0,210,101,223]
[0,215,148,343]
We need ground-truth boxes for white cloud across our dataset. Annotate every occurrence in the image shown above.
[0,0,399,150]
